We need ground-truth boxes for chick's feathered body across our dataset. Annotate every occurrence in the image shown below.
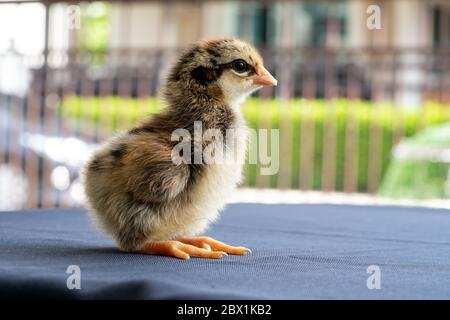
[84,38,277,258]
[85,104,247,251]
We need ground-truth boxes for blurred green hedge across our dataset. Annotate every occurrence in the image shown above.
[61,96,450,193]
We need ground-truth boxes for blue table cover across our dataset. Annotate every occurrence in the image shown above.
[1,204,450,299]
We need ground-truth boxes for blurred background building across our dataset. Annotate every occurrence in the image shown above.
[1,0,450,209]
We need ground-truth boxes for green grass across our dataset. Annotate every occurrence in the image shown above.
[61,96,450,194]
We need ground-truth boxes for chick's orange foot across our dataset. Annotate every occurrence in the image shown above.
[136,240,225,260]
[177,237,251,256]
[136,237,251,260]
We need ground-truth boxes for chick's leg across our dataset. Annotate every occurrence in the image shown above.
[176,237,251,255]
[136,240,225,260]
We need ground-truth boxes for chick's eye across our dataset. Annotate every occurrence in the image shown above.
[232,59,248,73]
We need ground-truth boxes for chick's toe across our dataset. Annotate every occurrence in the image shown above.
[136,240,225,260]
[177,237,251,256]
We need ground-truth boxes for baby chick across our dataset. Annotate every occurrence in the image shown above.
[84,38,277,259]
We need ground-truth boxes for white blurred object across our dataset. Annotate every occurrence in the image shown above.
[19,133,95,205]
[70,178,86,205]
[19,133,97,168]
[0,39,31,98]
[393,143,450,163]
[51,165,71,191]
[0,165,28,210]
[230,188,450,210]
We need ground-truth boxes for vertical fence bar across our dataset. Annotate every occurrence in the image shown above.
[346,50,362,100]
[23,77,38,208]
[35,3,50,208]
[36,70,46,208]
[255,100,272,189]
[136,51,151,118]
[117,58,133,131]
[392,110,405,148]
[64,62,81,208]
[9,96,21,180]
[82,64,96,142]
[440,49,450,104]
[302,51,317,99]
[244,102,259,188]
[43,71,56,209]
[299,110,314,190]
[367,113,383,194]
[277,104,293,189]
[343,111,359,193]
[0,95,5,171]
[391,49,397,103]
[321,104,336,192]
[20,96,28,183]
[0,96,4,166]
[324,50,337,100]
[53,69,65,208]
[99,59,115,138]
[2,95,12,164]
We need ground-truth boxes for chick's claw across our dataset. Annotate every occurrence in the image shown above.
[176,237,251,256]
[136,240,225,260]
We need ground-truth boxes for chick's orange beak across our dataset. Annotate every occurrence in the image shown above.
[250,66,277,86]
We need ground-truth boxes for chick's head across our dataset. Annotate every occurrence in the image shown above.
[166,38,277,106]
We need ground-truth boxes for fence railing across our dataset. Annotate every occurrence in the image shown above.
[1,47,450,209]
[38,46,450,102]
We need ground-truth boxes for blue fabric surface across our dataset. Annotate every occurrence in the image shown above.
[1,204,450,299]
